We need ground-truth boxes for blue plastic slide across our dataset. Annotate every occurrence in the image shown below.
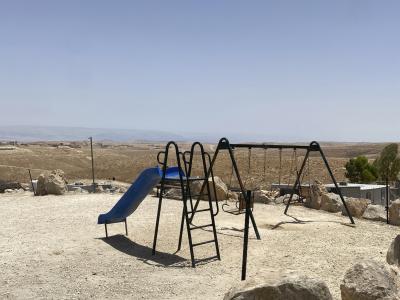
[98,166,184,224]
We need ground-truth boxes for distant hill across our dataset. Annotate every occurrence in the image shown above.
[0,125,185,142]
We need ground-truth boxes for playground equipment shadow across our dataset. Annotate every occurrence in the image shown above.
[266,214,357,230]
[99,235,187,267]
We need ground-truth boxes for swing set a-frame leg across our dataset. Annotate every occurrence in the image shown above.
[284,143,355,225]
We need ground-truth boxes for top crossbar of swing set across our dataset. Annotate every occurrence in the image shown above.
[219,141,320,151]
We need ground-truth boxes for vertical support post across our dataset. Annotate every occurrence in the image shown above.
[152,186,164,255]
[386,178,389,224]
[226,143,260,240]
[241,190,251,281]
[89,137,96,193]
[125,218,128,236]
[105,223,108,238]
[28,169,36,196]
[177,208,185,251]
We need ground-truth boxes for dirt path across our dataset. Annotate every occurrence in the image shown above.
[0,192,397,299]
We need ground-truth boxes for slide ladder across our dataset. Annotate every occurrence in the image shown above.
[153,141,220,267]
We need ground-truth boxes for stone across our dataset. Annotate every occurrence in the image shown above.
[341,197,371,218]
[164,188,182,200]
[389,199,400,226]
[253,190,269,204]
[275,194,299,205]
[190,176,228,201]
[253,190,278,204]
[304,180,327,210]
[340,260,398,300]
[224,270,332,300]
[320,193,343,212]
[362,205,387,222]
[45,170,68,195]
[227,190,239,201]
[117,187,127,194]
[35,170,68,196]
[95,185,104,193]
[36,174,47,196]
[0,181,22,193]
[387,235,400,266]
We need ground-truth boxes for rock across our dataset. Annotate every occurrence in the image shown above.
[387,235,400,266]
[150,188,158,196]
[362,205,387,222]
[227,190,239,201]
[36,174,47,195]
[340,260,398,300]
[164,188,182,200]
[20,183,31,191]
[0,181,22,193]
[224,270,332,300]
[389,199,400,226]
[45,170,68,195]
[320,193,343,212]
[118,187,127,194]
[341,198,371,218]
[190,176,228,201]
[35,170,68,196]
[304,180,327,210]
[275,194,299,205]
[253,190,278,204]
[4,189,14,193]
[95,185,104,193]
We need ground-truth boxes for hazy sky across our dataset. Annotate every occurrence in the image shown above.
[0,1,399,142]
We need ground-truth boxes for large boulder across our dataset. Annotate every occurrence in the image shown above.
[275,194,299,205]
[340,260,398,300]
[253,190,278,204]
[362,205,387,222]
[342,197,371,218]
[227,190,239,201]
[304,180,327,210]
[387,235,400,266]
[164,188,182,200]
[35,170,68,196]
[389,199,400,226]
[320,193,343,213]
[190,176,228,201]
[224,270,332,300]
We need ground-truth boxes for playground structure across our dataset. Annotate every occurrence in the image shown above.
[98,137,355,280]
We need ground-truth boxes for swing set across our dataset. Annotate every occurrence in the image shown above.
[153,137,355,281]
[224,142,310,213]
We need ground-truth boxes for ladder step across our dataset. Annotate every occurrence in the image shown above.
[192,239,215,247]
[195,255,220,264]
[187,208,211,214]
[190,224,213,230]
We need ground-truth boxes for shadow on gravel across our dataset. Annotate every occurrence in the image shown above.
[266,214,356,230]
[99,235,187,268]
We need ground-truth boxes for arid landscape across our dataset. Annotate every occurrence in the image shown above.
[0,141,394,187]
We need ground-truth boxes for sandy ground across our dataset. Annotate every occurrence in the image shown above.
[0,192,397,300]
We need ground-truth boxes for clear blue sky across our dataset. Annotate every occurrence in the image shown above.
[0,1,399,141]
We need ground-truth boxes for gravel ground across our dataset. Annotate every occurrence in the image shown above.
[0,192,397,299]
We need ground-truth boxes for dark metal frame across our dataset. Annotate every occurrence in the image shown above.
[208,138,355,280]
[104,218,128,238]
[152,141,220,267]
[89,137,96,193]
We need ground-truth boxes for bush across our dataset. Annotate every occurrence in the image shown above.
[345,156,377,183]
